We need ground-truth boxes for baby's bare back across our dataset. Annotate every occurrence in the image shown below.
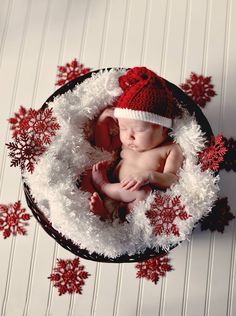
[113,141,178,182]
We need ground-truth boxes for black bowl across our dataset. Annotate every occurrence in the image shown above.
[23,68,213,263]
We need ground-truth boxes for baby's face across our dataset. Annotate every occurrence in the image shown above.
[118,118,168,152]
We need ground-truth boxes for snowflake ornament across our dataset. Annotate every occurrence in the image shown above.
[146,194,191,237]
[201,197,235,233]
[198,134,227,172]
[48,258,90,296]
[136,254,172,284]
[7,106,60,173]
[8,106,29,138]
[56,58,90,86]
[180,72,216,107]
[0,201,31,239]
[6,132,46,173]
[220,137,236,172]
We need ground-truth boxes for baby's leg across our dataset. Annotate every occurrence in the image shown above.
[92,161,151,204]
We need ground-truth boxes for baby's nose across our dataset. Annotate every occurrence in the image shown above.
[128,132,135,140]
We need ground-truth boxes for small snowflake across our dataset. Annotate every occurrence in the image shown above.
[6,132,46,173]
[56,59,90,86]
[220,137,236,172]
[198,134,227,172]
[180,72,216,107]
[201,197,235,233]
[0,201,31,239]
[48,258,90,296]
[135,254,172,284]
[146,194,190,237]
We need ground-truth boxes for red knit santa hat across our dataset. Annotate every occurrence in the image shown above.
[114,67,175,128]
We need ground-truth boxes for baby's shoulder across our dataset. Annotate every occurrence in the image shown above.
[154,141,182,157]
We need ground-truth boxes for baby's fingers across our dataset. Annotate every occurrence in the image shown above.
[130,181,142,191]
[122,180,137,190]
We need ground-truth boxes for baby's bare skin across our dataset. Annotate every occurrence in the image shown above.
[90,113,184,219]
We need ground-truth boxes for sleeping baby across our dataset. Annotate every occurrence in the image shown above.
[84,67,184,220]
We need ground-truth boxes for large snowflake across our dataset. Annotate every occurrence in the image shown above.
[180,72,216,107]
[146,194,190,237]
[198,134,227,172]
[135,254,172,284]
[48,258,90,295]
[0,201,31,239]
[56,58,90,86]
[6,106,60,173]
[6,133,46,173]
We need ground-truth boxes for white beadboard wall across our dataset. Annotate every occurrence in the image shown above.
[0,0,235,315]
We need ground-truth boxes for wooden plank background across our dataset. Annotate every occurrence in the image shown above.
[0,0,235,315]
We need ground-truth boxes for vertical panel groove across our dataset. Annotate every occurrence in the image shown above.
[227,224,236,316]
[181,238,193,316]
[0,0,13,67]
[78,0,91,62]
[22,223,39,316]
[29,0,51,107]
[202,0,212,73]
[112,264,123,316]
[159,275,167,316]
[139,0,150,65]
[98,0,111,67]
[204,233,215,316]
[136,278,144,316]
[218,0,231,131]
[119,0,131,66]
[159,0,171,75]
[90,262,101,316]
[45,243,58,316]
[0,237,16,316]
[180,0,191,82]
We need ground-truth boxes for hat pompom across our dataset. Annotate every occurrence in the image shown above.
[119,67,156,91]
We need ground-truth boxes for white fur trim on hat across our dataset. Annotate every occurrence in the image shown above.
[114,108,173,128]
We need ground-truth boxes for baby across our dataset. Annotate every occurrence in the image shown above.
[88,67,184,219]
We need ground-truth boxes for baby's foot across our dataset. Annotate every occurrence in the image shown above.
[92,160,110,193]
[89,192,109,219]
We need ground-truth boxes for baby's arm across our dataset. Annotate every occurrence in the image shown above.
[94,107,120,151]
[149,144,184,189]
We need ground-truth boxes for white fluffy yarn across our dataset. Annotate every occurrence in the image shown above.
[24,69,219,258]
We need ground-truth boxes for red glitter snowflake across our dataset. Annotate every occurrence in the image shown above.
[198,134,227,172]
[135,254,172,284]
[180,72,216,107]
[146,194,190,237]
[6,106,60,173]
[8,106,29,138]
[56,58,90,86]
[201,197,235,233]
[0,201,31,239]
[6,132,46,173]
[48,258,90,296]
[8,106,60,144]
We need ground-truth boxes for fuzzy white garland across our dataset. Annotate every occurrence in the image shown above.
[24,69,219,258]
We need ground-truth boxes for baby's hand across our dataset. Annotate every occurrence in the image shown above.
[120,171,150,191]
[98,107,116,123]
